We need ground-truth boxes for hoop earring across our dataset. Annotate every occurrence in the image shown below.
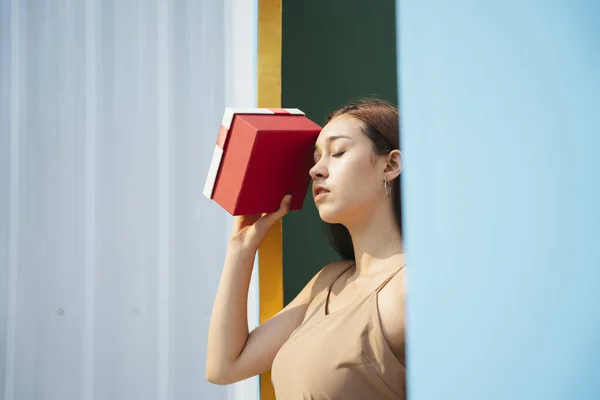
[384,179,392,198]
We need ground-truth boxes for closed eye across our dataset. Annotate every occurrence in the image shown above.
[332,151,345,158]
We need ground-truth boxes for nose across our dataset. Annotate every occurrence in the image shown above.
[309,158,328,181]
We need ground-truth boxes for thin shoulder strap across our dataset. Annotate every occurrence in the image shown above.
[376,264,406,293]
[325,263,355,315]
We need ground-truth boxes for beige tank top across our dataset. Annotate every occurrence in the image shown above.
[271,264,406,399]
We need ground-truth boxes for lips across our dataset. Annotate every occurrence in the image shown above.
[313,185,330,198]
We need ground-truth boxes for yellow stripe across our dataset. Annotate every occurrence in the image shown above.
[257,0,282,399]
[258,0,282,109]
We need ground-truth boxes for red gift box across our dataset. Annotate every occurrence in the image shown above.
[204,108,322,216]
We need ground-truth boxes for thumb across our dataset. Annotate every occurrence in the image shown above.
[261,194,292,227]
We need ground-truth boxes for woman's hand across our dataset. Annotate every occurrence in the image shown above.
[229,194,292,251]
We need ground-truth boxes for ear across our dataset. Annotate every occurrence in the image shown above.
[383,150,403,181]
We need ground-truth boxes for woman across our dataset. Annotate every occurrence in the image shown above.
[206,98,406,399]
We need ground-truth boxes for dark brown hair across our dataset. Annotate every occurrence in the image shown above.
[324,98,402,260]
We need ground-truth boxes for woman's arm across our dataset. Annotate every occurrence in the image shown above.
[205,195,349,384]
[206,246,348,384]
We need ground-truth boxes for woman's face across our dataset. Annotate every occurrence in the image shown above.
[310,115,388,224]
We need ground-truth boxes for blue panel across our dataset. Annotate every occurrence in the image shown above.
[397,1,600,399]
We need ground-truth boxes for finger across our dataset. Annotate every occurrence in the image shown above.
[277,194,293,216]
[234,213,261,230]
[259,194,292,227]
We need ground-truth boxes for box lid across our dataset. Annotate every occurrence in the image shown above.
[203,108,308,200]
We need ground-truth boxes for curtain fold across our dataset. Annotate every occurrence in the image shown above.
[0,1,256,399]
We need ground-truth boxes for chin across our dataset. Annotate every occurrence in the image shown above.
[316,204,345,224]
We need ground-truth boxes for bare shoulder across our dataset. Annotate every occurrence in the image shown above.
[379,267,406,303]
[300,259,355,303]
[377,268,407,362]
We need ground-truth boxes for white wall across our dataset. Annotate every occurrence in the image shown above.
[0,0,258,399]
[224,0,260,399]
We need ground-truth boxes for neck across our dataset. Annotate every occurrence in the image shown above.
[345,201,405,276]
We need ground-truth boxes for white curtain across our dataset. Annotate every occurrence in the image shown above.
[0,1,258,399]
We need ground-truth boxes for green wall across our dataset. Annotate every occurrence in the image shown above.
[281,0,399,304]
